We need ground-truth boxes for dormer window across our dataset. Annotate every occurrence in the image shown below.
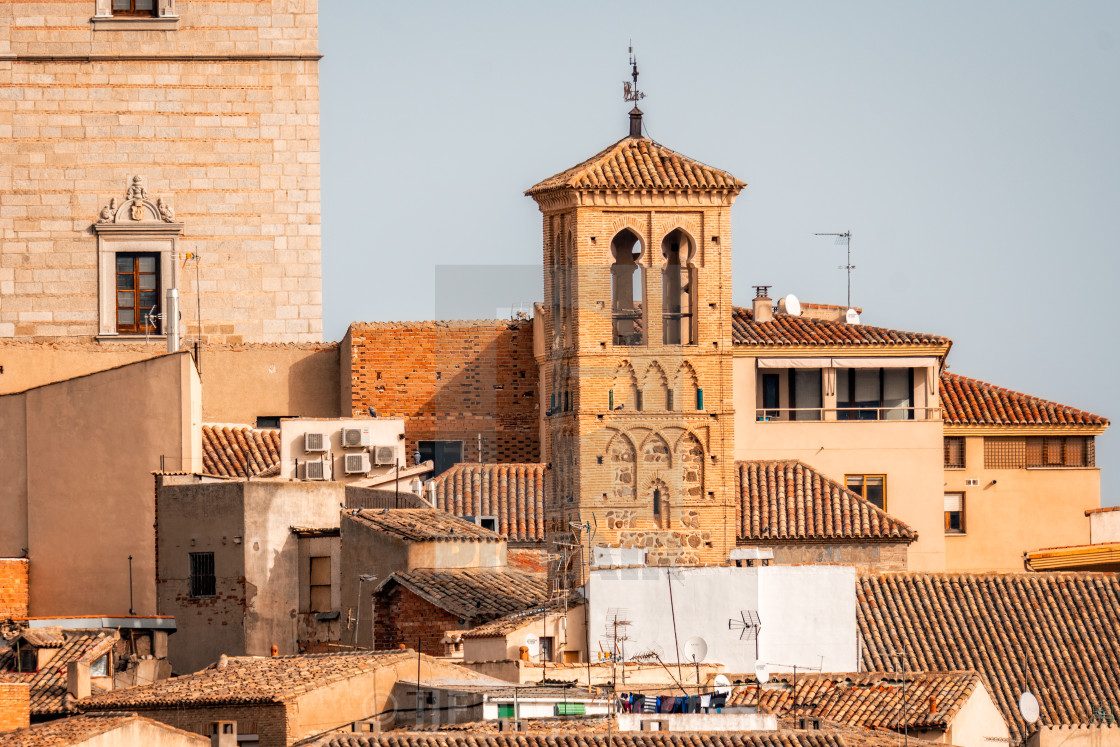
[661,229,695,345]
[610,229,643,346]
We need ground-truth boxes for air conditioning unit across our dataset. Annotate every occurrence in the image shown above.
[304,432,328,453]
[305,460,328,481]
[341,427,372,448]
[965,478,979,487]
[345,452,372,475]
[373,446,396,466]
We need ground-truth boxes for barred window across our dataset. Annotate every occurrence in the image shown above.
[984,436,1094,469]
[189,552,215,598]
[944,437,965,468]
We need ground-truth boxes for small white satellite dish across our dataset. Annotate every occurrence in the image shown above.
[755,663,770,684]
[713,674,733,696]
[684,636,708,663]
[784,294,801,317]
[1019,691,1040,724]
[524,633,540,658]
[845,308,860,325]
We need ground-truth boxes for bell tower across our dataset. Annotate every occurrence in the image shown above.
[526,75,745,576]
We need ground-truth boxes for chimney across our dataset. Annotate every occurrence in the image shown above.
[66,661,90,700]
[629,106,643,138]
[752,286,773,323]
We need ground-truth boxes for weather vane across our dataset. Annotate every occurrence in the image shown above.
[623,43,646,103]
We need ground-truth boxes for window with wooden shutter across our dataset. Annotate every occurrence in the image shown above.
[944,493,964,534]
[309,556,332,612]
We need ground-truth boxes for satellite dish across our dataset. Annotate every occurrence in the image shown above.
[1019,692,1040,724]
[784,294,801,317]
[684,636,708,664]
[524,634,540,658]
[714,674,733,696]
[755,663,770,684]
[845,308,860,325]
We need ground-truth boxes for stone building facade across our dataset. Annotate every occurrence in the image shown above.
[0,1,322,344]
[525,118,744,573]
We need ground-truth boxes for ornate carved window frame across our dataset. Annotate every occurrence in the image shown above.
[92,177,184,340]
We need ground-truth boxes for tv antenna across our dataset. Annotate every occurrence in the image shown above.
[623,43,646,103]
[729,609,762,658]
[814,231,854,309]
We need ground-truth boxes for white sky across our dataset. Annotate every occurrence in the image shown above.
[320,1,1119,505]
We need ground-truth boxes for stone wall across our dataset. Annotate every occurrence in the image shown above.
[0,680,30,733]
[0,558,28,619]
[0,2,321,343]
[343,320,540,464]
[752,541,909,572]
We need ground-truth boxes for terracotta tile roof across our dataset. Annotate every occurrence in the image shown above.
[1,630,119,715]
[857,572,1120,740]
[310,731,905,747]
[940,372,1108,427]
[727,672,983,730]
[736,461,917,542]
[461,595,582,639]
[428,463,546,542]
[731,307,948,347]
[379,569,550,622]
[201,425,281,478]
[81,650,418,709]
[348,509,503,543]
[0,713,207,747]
[526,137,745,195]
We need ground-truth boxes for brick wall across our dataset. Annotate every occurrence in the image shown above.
[0,559,28,619]
[0,680,30,733]
[374,586,464,657]
[0,2,321,343]
[344,320,540,463]
[102,703,288,747]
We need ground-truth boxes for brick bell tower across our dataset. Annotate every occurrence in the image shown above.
[526,76,745,580]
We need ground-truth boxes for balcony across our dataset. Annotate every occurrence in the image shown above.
[755,406,942,422]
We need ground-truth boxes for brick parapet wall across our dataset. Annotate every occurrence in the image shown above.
[0,681,30,733]
[345,320,540,463]
[0,559,29,619]
[374,586,464,657]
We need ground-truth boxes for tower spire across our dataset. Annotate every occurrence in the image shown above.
[622,43,646,138]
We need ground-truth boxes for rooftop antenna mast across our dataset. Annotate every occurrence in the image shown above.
[814,231,854,309]
[623,43,646,138]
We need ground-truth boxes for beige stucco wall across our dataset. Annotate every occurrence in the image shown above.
[942,681,1009,747]
[0,352,200,616]
[0,2,321,343]
[1029,725,1120,747]
[1090,509,1120,544]
[463,604,586,663]
[945,434,1100,571]
[79,719,209,747]
[733,357,946,571]
[0,341,341,423]
[157,478,345,674]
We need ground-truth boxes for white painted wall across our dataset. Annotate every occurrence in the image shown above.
[280,417,406,482]
[585,565,856,673]
[1090,510,1120,544]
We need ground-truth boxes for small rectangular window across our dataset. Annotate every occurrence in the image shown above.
[666,390,674,411]
[944,493,965,533]
[636,391,644,412]
[189,552,216,598]
[309,556,331,613]
[112,0,157,16]
[539,636,554,662]
[846,474,886,511]
[944,437,965,468]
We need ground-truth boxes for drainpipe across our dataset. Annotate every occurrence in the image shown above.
[166,253,180,352]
